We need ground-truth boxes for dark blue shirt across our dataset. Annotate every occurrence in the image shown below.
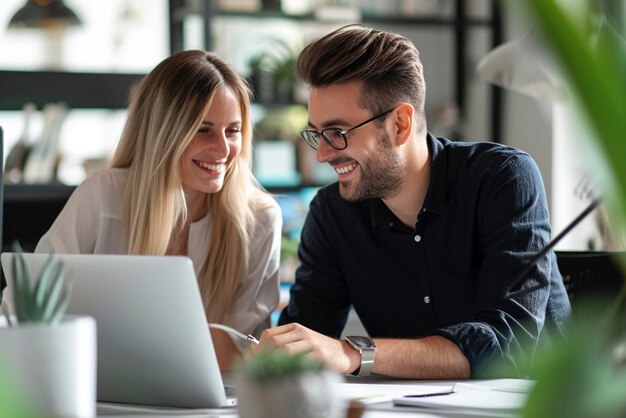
[279,133,571,377]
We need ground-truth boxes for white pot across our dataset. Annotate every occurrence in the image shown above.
[0,315,97,418]
[236,370,346,418]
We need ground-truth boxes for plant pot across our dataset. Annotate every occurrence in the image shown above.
[236,370,346,418]
[0,315,97,418]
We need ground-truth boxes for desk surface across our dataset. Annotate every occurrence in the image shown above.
[97,375,532,418]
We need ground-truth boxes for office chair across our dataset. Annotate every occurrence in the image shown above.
[555,250,625,316]
[0,127,4,301]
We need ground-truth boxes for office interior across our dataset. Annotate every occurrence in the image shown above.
[1,2,625,294]
[1,2,626,418]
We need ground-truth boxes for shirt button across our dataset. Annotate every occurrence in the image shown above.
[414,234,422,243]
[388,222,394,227]
[423,296,431,304]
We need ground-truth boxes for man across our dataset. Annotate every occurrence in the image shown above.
[257,24,571,379]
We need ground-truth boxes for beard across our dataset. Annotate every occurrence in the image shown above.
[339,130,404,202]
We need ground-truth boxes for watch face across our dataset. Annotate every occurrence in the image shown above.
[348,336,374,349]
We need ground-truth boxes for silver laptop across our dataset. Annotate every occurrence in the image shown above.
[0,252,236,409]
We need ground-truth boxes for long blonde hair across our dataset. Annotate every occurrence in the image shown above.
[111,50,268,323]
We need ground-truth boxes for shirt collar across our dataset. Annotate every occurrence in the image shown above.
[422,132,446,215]
[370,132,446,229]
[369,198,398,229]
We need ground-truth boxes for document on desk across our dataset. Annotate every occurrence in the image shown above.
[337,383,455,404]
[392,381,529,414]
[97,402,237,416]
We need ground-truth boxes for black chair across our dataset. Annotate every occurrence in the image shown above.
[2,183,75,253]
[555,251,625,316]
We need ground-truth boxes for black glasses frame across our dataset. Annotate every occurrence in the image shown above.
[300,107,395,150]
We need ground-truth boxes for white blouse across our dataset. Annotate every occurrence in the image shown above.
[31,168,282,338]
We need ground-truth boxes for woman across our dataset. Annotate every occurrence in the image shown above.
[35,50,282,370]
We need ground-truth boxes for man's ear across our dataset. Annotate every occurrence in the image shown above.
[393,103,414,146]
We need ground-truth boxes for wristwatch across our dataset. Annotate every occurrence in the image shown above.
[345,336,376,376]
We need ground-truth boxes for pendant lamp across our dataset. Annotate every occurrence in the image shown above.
[8,0,82,29]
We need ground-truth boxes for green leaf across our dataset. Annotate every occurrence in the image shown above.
[48,285,71,325]
[524,318,626,418]
[527,0,626,217]
[33,253,57,312]
[517,5,626,414]
[8,244,70,324]
[12,251,33,322]
[40,262,66,322]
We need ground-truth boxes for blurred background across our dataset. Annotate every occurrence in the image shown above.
[1,0,624,270]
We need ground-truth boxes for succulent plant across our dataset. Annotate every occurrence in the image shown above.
[5,245,70,326]
[238,350,324,381]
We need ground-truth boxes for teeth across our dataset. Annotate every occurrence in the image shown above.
[335,163,357,174]
[196,161,224,171]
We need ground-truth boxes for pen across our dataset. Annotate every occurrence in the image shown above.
[403,385,455,398]
[208,323,260,345]
[404,392,452,398]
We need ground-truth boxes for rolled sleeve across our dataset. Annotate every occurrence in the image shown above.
[434,153,554,377]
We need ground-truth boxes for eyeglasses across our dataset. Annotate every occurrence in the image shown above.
[300,107,395,151]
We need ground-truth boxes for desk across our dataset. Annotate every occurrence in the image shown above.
[97,375,532,418]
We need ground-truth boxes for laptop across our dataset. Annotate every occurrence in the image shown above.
[0,252,237,409]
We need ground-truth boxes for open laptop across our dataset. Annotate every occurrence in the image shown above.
[0,252,236,409]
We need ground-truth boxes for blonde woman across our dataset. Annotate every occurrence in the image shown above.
[33,51,282,370]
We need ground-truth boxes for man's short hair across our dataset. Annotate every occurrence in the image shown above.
[296,24,426,119]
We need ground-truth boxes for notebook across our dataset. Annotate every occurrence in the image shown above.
[0,252,236,409]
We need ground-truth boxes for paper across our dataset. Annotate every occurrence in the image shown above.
[470,378,536,393]
[392,383,528,413]
[337,383,455,404]
[97,402,237,416]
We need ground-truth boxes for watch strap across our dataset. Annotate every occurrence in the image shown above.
[345,336,376,377]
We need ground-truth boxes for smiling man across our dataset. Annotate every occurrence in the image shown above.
[257,24,571,379]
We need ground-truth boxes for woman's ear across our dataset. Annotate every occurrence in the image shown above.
[393,103,414,146]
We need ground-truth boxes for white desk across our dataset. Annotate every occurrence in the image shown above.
[97,375,532,418]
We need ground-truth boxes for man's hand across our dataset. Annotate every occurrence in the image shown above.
[246,325,471,379]
[253,323,360,374]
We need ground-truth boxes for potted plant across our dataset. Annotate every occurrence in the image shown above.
[247,38,303,104]
[511,1,626,417]
[0,249,97,418]
[236,350,346,418]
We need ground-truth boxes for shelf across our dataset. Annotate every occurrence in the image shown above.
[185,0,504,141]
[0,70,145,111]
[2,183,76,202]
[361,15,495,27]
[214,10,495,27]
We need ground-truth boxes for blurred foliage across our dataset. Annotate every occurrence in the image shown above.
[254,105,308,141]
[281,235,300,262]
[247,37,301,83]
[0,367,33,417]
[525,0,626,227]
[524,303,626,417]
[237,350,324,382]
[521,0,626,416]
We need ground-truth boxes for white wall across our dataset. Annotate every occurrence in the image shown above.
[498,2,621,250]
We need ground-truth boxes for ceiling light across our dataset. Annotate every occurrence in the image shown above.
[8,0,82,30]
